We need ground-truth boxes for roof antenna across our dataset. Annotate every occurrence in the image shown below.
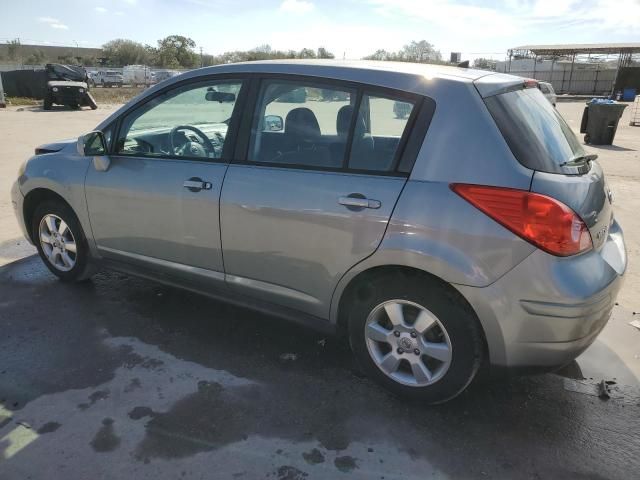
[457,60,469,68]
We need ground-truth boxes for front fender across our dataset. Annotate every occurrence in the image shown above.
[20,148,95,255]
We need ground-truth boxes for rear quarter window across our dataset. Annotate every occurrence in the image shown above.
[484,88,585,174]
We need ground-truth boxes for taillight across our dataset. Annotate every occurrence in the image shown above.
[451,184,592,257]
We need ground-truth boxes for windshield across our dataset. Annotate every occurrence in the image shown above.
[484,87,586,174]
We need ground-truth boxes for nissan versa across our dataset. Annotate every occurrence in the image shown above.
[11,61,626,403]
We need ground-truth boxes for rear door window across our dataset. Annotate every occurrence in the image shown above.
[348,94,415,172]
[484,87,585,174]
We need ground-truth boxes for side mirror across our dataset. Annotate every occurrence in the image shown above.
[77,131,106,156]
[263,115,284,132]
[205,90,236,102]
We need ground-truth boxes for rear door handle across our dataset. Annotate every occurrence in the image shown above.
[183,178,212,192]
[338,196,381,210]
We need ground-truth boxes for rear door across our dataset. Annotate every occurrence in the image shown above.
[220,77,426,319]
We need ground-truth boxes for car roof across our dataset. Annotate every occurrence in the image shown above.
[95,60,525,130]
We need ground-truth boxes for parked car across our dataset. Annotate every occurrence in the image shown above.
[153,70,178,84]
[12,61,626,403]
[123,65,154,87]
[93,70,124,88]
[538,81,557,107]
[393,100,412,118]
[43,63,97,110]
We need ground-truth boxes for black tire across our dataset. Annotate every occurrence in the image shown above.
[347,271,484,403]
[43,95,52,110]
[32,201,94,282]
[584,133,591,144]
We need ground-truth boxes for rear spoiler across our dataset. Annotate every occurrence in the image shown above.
[474,73,535,98]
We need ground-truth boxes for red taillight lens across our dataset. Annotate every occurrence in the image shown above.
[451,184,592,257]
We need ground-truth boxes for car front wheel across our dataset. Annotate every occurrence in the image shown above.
[348,271,484,403]
[32,201,94,282]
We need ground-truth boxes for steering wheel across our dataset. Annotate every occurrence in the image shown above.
[169,125,216,158]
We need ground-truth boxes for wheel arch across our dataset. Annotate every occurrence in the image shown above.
[23,188,75,243]
[333,263,492,363]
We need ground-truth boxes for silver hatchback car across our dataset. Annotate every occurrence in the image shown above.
[11,61,626,403]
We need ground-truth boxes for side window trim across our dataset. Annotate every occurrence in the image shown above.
[111,74,249,163]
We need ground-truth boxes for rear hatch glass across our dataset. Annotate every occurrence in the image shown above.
[484,87,587,175]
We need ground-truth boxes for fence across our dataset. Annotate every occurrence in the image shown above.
[502,68,617,95]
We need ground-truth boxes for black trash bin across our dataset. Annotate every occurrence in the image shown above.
[580,101,627,145]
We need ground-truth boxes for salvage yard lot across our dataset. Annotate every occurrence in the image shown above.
[0,100,639,479]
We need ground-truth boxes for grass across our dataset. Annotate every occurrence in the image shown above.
[5,97,41,106]
[89,86,145,104]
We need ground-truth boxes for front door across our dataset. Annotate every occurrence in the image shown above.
[85,78,245,286]
[220,78,421,319]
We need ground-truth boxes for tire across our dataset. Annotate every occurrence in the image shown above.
[347,271,484,403]
[43,95,52,110]
[584,133,591,144]
[32,201,94,282]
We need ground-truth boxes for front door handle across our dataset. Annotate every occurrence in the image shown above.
[338,195,381,210]
[183,178,212,192]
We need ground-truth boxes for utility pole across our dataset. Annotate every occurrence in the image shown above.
[200,47,203,68]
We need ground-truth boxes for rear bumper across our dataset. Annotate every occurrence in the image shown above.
[456,220,626,369]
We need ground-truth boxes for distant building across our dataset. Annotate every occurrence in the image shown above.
[450,52,461,64]
[0,43,102,65]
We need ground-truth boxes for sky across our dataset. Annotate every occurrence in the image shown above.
[2,0,639,62]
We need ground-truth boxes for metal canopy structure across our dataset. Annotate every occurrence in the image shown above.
[506,43,640,94]
[510,43,640,56]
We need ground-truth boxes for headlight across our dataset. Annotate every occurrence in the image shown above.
[52,87,58,92]
[79,88,85,93]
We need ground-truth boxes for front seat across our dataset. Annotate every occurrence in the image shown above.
[275,107,335,167]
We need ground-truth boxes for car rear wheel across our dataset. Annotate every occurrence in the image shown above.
[32,201,94,282]
[348,271,484,403]
[43,95,52,110]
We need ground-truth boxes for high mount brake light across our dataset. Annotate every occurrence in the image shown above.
[451,184,593,257]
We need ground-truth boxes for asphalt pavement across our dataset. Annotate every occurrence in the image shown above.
[0,255,639,479]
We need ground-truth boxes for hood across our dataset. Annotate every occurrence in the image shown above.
[35,138,77,155]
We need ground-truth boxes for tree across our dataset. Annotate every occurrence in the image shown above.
[317,47,334,59]
[102,39,151,66]
[400,40,441,63]
[363,49,393,61]
[297,48,317,59]
[156,35,198,68]
[7,39,21,62]
[472,57,497,71]
[25,49,46,65]
[363,40,443,64]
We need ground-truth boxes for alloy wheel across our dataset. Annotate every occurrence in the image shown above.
[364,300,453,387]
[39,214,77,272]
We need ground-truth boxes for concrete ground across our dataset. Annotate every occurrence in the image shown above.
[0,101,639,479]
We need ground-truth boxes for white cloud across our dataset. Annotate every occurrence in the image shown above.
[37,15,69,30]
[37,16,61,23]
[95,6,108,13]
[280,0,314,13]
[115,11,125,15]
